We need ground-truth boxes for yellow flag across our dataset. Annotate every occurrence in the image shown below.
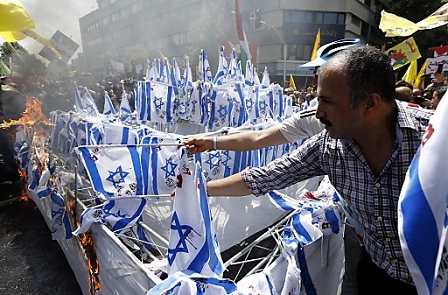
[413,59,428,89]
[401,59,418,85]
[289,74,296,90]
[0,0,35,31]
[385,37,421,70]
[0,30,26,42]
[20,29,62,59]
[379,3,448,37]
[310,28,321,61]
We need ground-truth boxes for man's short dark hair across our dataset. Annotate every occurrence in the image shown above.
[322,45,396,108]
[395,80,413,91]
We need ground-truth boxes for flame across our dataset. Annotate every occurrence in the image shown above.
[67,191,101,294]
[80,232,101,294]
[17,168,28,202]
[1,96,53,129]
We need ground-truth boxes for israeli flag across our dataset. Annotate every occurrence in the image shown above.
[36,169,52,199]
[120,91,132,121]
[167,153,224,277]
[398,90,448,295]
[236,231,301,295]
[50,191,73,240]
[261,66,270,88]
[213,46,229,85]
[103,90,117,115]
[76,145,143,197]
[140,136,182,195]
[81,87,99,116]
[72,197,147,236]
[199,49,213,83]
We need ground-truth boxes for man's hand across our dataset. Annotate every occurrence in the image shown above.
[183,137,213,154]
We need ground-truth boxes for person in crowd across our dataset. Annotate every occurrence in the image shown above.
[427,64,447,90]
[395,80,413,103]
[197,45,425,294]
[431,86,447,110]
[122,78,136,112]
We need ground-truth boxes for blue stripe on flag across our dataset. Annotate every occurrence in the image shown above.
[401,156,440,291]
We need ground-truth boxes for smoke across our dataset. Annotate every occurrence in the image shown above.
[16,0,97,57]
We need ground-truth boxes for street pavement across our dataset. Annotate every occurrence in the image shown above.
[0,198,82,295]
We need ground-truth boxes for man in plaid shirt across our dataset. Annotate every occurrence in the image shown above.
[207,45,423,294]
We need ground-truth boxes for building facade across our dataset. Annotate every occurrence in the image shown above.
[77,0,389,86]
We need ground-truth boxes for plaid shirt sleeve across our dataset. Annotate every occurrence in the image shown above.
[241,131,328,196]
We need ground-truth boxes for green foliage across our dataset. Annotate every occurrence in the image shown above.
[0,41,47,78]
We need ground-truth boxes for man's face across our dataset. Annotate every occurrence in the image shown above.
[316,63,364,139]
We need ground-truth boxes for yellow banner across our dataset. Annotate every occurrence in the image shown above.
[385,37,421,70]
[379,3,448,37]
[0,0,35,32]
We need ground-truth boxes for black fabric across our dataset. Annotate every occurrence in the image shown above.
[357,247,418,295]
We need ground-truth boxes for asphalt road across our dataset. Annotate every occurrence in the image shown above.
[0,198,82,295]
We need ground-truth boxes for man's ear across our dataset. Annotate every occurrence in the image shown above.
[364,93,381,113]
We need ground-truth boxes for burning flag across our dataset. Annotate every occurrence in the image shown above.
[72,196,147,236]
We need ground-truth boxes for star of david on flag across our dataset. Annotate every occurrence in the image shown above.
[76,145,142,197]
[72,196,147,236]
[50,191,73,240]
[167,151,224,277]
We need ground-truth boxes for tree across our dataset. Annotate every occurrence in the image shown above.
[0,42,47,79]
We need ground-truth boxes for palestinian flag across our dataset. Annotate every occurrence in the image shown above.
[234,0,251,74]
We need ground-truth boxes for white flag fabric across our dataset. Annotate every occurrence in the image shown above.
[261,66,270,88]
[76,145,143,197]
[103,90,117,115]
[199,49,213,83]
[167,152,224,277]
[72,197,147,235]
[214,46,229,85]
[120,91,132,121]
[398,89,448,294]
[236,236,301,294]
[140,136,182,195]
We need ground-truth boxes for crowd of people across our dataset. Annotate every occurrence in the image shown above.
[1,43,447,293]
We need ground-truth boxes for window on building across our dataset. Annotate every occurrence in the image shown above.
[130,2,141,14]
[361,21,370,38]
[338,13,346,25]
[323,13,338,24]
[286,44,312,60]
[305,11,315,23]
[351,14,361,27]
[120,7,130,19]
[111,12,119,22]
[102,17,110,26]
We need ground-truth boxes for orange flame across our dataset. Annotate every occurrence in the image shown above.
[1,96,53,129]
[67,192,101,294]
[17,168,28,202]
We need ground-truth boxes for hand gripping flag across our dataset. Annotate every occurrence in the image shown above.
[167,152,224,277]
[398,89,448,294]
[72,196,147,236]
